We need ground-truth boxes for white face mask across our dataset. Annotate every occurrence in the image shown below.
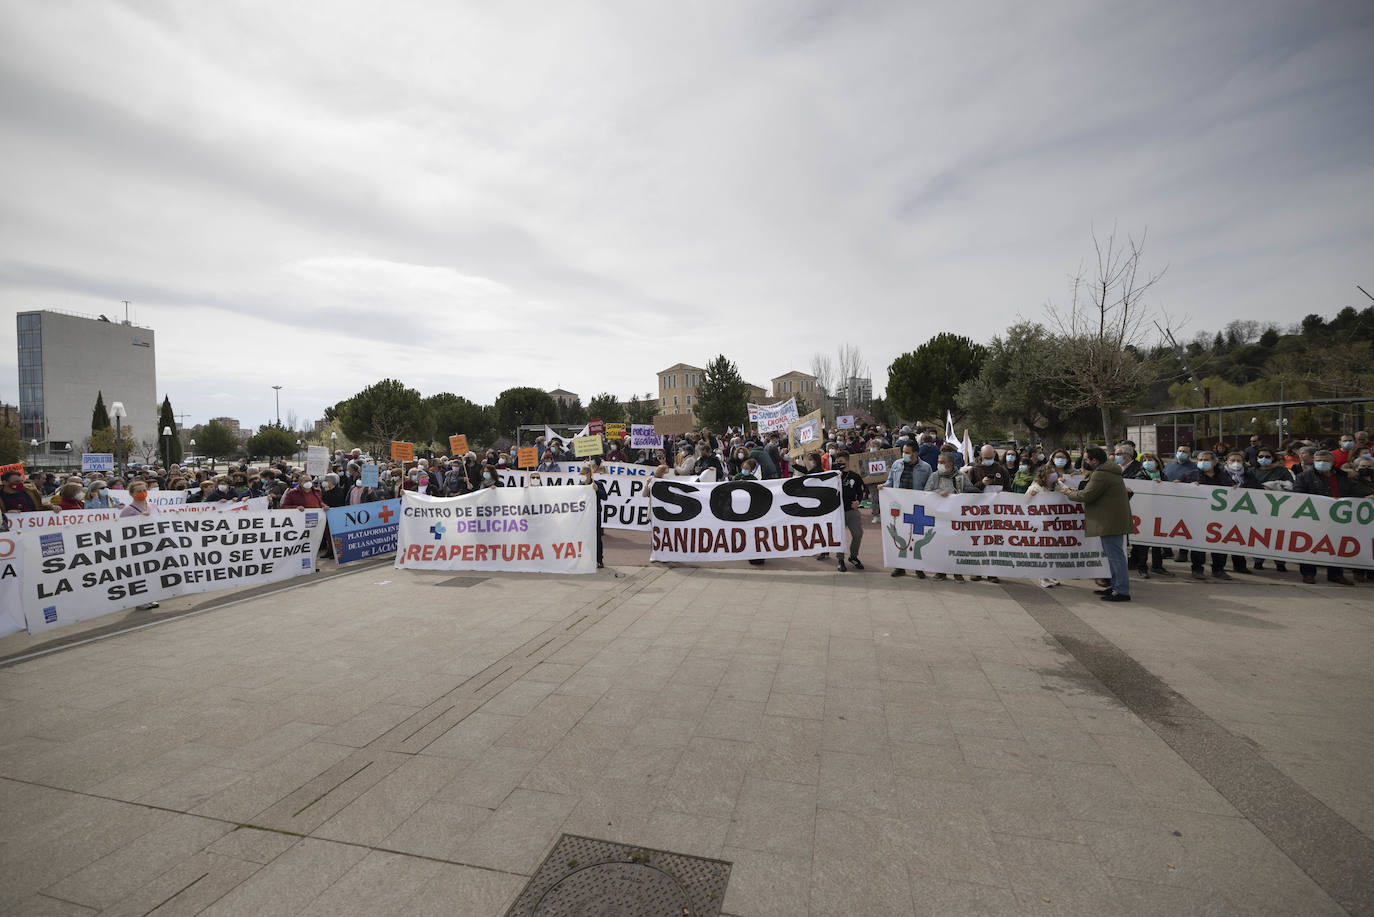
[1053,458,1067,468]
[218,483,228,492]
[1227,462,1244,473]
[301,481,313,490]
[483,472,493,481]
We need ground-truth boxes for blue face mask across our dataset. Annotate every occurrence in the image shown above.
[1197,461,1213,472]
[1142,460,1157,471]
[982,459,996,467]
[1053,458,1068,468]
[1114,455,1128,465]
[1176,452,1189,462]
[1257,457,1272,466]
[1314,461,1333,473]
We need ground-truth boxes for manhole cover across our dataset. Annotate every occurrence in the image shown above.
[505,835,731,917]
[435,576,488,587]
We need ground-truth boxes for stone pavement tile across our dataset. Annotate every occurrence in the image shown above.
[1045,760,1159,827]
[526,661,580,684]
[992,832,1122,916]
[640,808,732,859]
[297,849,445,917]
[527,723,632,783]
[1072,819,1200,889]
[697,696,767,743]
[956,734,1044,774]
[399,862,527,917]
[818,749,900,817]
[205,825,300,865]
[3,894,96,915]
[135,764,256,812]
[215,720,331,771]
[479,678,557,717]
[821,690,888,751]
[86,742,224,801]
[315,702,422,749]
[0,798,169,910]
[811,809,915,917]
[198,838,368,917]
[453,787,578,873]
[771,663,826,696]
[1152,808,1348,916]
[876,644,935,684]
[716,661,776,703]
[494,693,597,751]
[189,741,356,823]
[312,753,467,846]
[1107,876,1236,916]
[762,691,823,720]
[553,665,621,698]
[1091,733,1238,815]
[827,657,883,690]
[580,687,657,728]
[1067,703,1158,739]
[1011,713,1114,766]
[669,656,731,688]
[725,776,817,857]
[646,682,716,721]
[943,696,1023,740]
[889,738,969,782]
[557,778,660,846]
[971,768,1082,843]
[91,852,263,917]
[746,715,823,785]
[907,875,1022,917]
[382,799,492,860]
[434,744,545,809]
[718,846,810,917]
[626,716,697,748]
[421,711,521,761]
[41,812,232,910]
[658,737,753,819]
[995,687,1077,722]
[930,663,1001,701]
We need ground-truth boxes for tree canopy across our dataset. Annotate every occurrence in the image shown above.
[197,420,240,460]
[330,378,427,452]
[695,355,749,431]
[585,393,625,424]
[91,391,111,434]
[886,333,987,423]
[247,424,297,461]
[494,387,558,437]
[158,395,183,464]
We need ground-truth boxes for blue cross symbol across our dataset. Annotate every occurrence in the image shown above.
[903,505,936,535]
[429,522,446,540]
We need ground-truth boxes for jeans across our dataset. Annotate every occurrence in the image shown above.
[843,508,863,559]
[1101,534,1129,596]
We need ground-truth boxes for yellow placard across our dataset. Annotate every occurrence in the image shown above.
[448,434,469,455]
[572,435,604,458]
[391,441,415,461]
[604,423,626,440]
[517,447,538,469]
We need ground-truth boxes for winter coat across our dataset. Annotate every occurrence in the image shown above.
[1061,461,1132,537]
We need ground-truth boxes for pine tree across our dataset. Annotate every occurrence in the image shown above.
[695,355,749,431]
[157,395,183,464]
[91,391,111,433]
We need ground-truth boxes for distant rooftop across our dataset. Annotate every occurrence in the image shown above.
[22,307,154,331]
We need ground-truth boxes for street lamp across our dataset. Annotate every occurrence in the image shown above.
[29,438,37,470]
[272,385,283,426]
[162,425,173,469]
[330,431,337,453]
[111,401,127,478]
[296,438,302,465]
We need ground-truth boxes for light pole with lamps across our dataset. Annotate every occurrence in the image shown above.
[189,438,197,472]
[111,401,127,479]
[330,431,337,454]
[296,438,302,466]
[162,425,173,470]
[272,385,283,426]
[29,438,38,470]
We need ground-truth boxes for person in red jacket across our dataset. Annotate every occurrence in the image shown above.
[281,474,325,510]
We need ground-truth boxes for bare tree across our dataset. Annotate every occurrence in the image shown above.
[835,342,869,402]
[1046,227,1164,443]
[135,437,160,464]
[809,354,834,397]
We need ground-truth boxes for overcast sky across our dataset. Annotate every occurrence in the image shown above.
[2,0,1372,430]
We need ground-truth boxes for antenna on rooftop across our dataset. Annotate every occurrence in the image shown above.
[122,300,131,325]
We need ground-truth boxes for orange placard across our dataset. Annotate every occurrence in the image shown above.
[448,434,469,455]
[0,462,23,476]
[517,447,538,469]
[391,441,415,461]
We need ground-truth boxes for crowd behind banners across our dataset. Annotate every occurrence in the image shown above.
[4,421,1373,604]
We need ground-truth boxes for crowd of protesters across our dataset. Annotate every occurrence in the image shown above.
[3,423,1371,586]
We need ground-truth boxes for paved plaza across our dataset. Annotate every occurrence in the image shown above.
[1,529,1372,916]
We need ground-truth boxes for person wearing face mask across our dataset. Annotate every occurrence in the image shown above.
[925,456,974,587]
[1164,445,1200,483]
[1292,450,1359,585]
[1248,448,1295,572]
[1012,458,1034,494]
[1202,451,1263,576]
[833,455,868,572]
[53,481,85,511]
[972,445,1013,493]
[118,481,156,517]
[1060,446,1132,602]
[281,473,325,510]
[583,462,607,568]
[1333,434,1357,470]
[478,464,502,490]
[694,442,725,482]
[84,480,117,509]
[1024,465,1062,587]
[1126,453,1172,578]
[1113,444,1142,479]
[320,473,347,509]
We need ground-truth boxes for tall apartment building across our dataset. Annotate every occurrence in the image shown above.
[835,375,873,409]
[16,310,158,456]
[653,363,703,435]
[209,417,242,437]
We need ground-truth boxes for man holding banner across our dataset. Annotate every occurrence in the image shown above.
[1061,446,1133,602]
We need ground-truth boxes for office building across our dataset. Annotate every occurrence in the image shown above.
[16,310,157,459]
[836,375,873,410]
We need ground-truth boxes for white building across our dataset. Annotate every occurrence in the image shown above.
[16,310,158,460]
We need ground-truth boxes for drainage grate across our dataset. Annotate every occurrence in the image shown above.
[435,576,489,588]
[505,834,731,916]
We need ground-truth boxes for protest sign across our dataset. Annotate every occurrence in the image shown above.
[748,398,798,433]
[629,424,663,449]
[107,490,189,509]
[851,448,902,484]
[326,499,400,564]
[361,463,380,487]
[605,423,626,441]
[868,460,888,477]
[786,410,824,461]
[880,487,1109,578]
[573,435,604,458]
[306,445,329,475]
[0,462,23,476]
[21,509,325,634]
[395,487,596,574]
[81,453,114,472]
[0,533,24,637]
[499,461,653,530]
[391,441,415,461]
[449,434,469,455]
[649,472,844,562]
[1126,478,1374,568]
[588,418,605,436]
[6,498,270,533]
[837,415,855,430]
[518,447,538,469]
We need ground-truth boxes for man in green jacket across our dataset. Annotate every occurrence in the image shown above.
[1062,446,1133,602]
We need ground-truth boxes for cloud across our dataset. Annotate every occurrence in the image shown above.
[1,0,1371,429]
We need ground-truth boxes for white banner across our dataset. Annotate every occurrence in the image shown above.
[107,490,188,508]
[5,498,271,532]
[880,487,1110,578]
[629,424,663,449]
[1127,478,1374,568]
[500,462,654,531]
[747,398,799,433]
[396,487,596,574]
[0,532,24,637]
[306,445,329,476]
[20,508,325,634]
[649,472,844,562]
[82,453,114,472]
